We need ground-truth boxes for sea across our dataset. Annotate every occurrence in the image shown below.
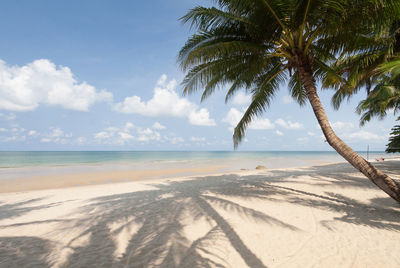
[0,151,395,180]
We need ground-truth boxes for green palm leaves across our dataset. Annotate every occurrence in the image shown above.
[178,0,400,148]
[326,19,400,123]
[357,78,400,125]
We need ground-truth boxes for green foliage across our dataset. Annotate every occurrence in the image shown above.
[324,19,400,122]
[386,118,400,153]
[357,79,400,125]
[179,0,400,148]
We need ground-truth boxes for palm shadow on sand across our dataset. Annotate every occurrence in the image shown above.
[0,161,399,267]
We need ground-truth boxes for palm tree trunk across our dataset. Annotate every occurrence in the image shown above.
[298,64,400,203]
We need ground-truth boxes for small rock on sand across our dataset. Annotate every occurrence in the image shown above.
[255,165,267,170]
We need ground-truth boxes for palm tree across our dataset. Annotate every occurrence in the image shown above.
[178,0,400,202]
[324,20,400,111]
[356,76,400,125]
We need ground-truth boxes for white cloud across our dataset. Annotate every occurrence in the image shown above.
[138,128,153,135]
[152,122,166,130]
[50,128,64,138]
[275,130,283,136]
[223,108,274,131]
[314,122,383,143]
[188,108,216,126]
[191,136,206,142]
[114,74,216,126]
[28,130,38,136]
[251,118,275,130]
[275,118,304,130]
[297,137,309,143]
[94,131,111,140]
[331,121,354,131]
[168,136,184,144]
[307,131,315,136]
[3,135,26,142]
[93,122,165,145]
[342,130,383,142]
[0,59,112,112]
[40,127,72,144]
[137,128,161,142]
[124,122,134,131]
[95,124,135,145]
[76,137,87,144]
[0,112,16,120]
[232,92,251,106]
[11,126,25,133]
[119,132,135,142]
[0,124,35,142]
[282,96,293,104]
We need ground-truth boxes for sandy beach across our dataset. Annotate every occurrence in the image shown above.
[0,165,228,194]
[1,160,400,267]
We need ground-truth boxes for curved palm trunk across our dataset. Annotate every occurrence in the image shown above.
[298,64,400,203]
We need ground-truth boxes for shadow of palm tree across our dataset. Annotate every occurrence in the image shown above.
[1,161,399,267]
[58,174,305,267]
[257,161,400,192]
[250,179,400,231]
[0,197,54,221]
[0,236,54,268]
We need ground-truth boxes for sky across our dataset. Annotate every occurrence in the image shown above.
[0,0,398,151]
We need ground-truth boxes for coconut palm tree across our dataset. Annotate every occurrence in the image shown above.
[328,21,400,125]
[356,75,400,125]
[178,0,400,202]
[324,20,400,111]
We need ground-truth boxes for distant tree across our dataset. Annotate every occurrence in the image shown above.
[179,0,400,202]
[386,118,400,153]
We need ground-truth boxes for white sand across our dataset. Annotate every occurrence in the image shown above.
[0,160,400,268]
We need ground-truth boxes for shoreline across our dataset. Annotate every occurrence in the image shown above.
[1,157,398,195]
[0,165,229,194]
[2,157,399,194]
[0,158,353,194]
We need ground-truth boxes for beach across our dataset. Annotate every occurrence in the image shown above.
[1,159,400,267]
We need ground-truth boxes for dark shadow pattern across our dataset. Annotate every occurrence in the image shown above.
[0,236,54,268]
[0,198,52,221]
[0,161,399,267]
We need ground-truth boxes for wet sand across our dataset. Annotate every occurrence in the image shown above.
[0,165,228,193]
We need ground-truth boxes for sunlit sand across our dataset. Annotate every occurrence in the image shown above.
[0,160,399,267]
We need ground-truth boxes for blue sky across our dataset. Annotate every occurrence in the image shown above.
[0,0,397,151]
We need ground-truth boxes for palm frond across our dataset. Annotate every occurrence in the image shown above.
[178,0,400,148]
[288,72,307,106]
[357,84,400,125]
[180,6,255,31]
[233,66,285,148]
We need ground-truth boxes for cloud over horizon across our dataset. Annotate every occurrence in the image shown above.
[275,118,304,130]
[0,59,112,111]
[223,108,275,131]
[113,75,216,126]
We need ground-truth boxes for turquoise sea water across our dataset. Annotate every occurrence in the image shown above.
[0,151,396,180]
[0,150,393,168]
